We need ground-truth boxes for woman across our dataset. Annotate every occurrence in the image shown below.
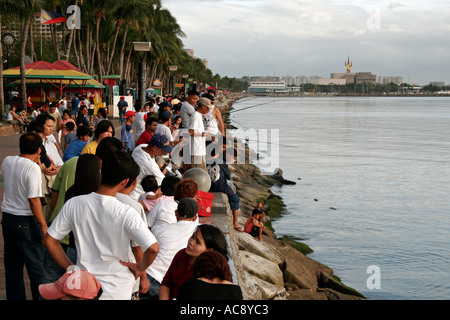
[60,110,76,151]
[159,224,228,300]
[81,119,115,155]
[7,105,26,133]
[177,251,243,300]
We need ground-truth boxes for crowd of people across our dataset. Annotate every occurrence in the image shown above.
[0,88,271,301]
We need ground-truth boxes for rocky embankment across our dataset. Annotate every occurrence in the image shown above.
[215,93,365,300]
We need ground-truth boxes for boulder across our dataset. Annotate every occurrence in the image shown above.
[286,289,328,300]
[279,245,334,278]
[239,250,284,287]
[318,272,366,299]
[235,232,283,264]
[318,288,365,300]
[282,256,318,291]
[243,271,286,300]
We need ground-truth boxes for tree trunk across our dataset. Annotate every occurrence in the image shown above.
[95,15,103,83]
[29,22,35,62]
[118,24,129,80]
[64,0,79,61]
[0,15,5,119]
[20,17,32,110]
[106,22,122,75]
[51,23,60,60]
[77,29,87,73]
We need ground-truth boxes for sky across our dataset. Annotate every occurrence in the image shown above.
[162,0,450,85]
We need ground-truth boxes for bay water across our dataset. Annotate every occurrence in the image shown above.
[229,96,450,300]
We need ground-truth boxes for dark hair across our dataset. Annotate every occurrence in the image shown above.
[252,209,261,216]
[65,154,101,201]
[35,113,55,125]
[97,107,106,118]
[19,132,43,155]
[94,119,114,140]
[101,151,136,187]
[63,109,71,117]
[174,178,198,201]
[195,224,229,261]
[160,176,181,196]
[134,103,142,112]
[192,251,232,282]
[141,175,159,193]
[66,121,75,132]
[202,93,214,101]
[145,116,158,127]
[95,137,123,161]
[27,120,45,134]
[76,125,92,138]
[187,89,200,96]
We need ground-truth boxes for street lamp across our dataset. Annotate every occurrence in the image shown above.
[133,41,151,107]
[169,65,178,96]
[182,74,189,96]
[1,32,16,69]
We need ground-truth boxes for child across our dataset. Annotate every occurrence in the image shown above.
[121,111,135,151]
[64,122,77,151]
[244,209,266,241]
[138,175,162,212]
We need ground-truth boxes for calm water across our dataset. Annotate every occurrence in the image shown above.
[230,96,450,300]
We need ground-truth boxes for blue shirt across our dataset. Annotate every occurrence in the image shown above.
[71,97,80,112]
[121,124,135,150]
[63,139,87,162]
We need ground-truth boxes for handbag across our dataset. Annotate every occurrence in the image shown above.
[195,190,214,217]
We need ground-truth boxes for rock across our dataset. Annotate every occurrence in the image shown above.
[262,168,296,185]
[239,250,284,287]
[318,288,365,300]
[279,245,334,278]
[282,257,318,291]
[286,289,328,300]
[243,272,286,300]
[318,272,366,299]
[235,232,283,264]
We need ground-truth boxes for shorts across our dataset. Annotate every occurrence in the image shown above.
[250,226,260,238]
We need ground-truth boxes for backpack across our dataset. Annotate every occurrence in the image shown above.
[207,163,221,183]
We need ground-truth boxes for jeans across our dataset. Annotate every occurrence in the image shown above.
[139,274,161,300]
[119,109,126,125]
[1,212,45,300]
[41,244,77,285]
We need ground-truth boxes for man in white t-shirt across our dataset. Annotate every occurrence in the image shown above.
[43,151,160,300]
[133,103,147,141]
[144,197,199,299]
[1,133,47,300]
[59,96,67,114]
[189,97,212,171]
[130,133,173,201]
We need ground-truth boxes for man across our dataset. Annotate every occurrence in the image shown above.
[1,133,47,300]
[117,96,128,125]
[180,89,199,129]
[189,97,211,171]
[43,151,160,300]
[202,93,225,140]
[136,116,158,147]
[134,103,147,140]
[59,96,68,114]
[130,133,173,201]
[48,102,62,143]
[121,110,136,151]
[71,94,80,117]
[144,197,199,299]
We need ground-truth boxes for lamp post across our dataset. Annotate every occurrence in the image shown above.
[182,74,189,96]
[133,42,151,107]
[168,65,178,96]
[1,32,16,70]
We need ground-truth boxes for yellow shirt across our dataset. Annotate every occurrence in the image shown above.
[81,140,98,155]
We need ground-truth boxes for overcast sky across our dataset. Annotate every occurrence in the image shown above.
[162,0,450,85]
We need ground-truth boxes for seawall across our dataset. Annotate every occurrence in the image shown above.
[211,93,365,300]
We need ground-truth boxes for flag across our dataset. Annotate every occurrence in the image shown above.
[40,9,67,25]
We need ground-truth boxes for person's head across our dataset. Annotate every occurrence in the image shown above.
[145,117,158,134]
[192,250,232,282]
[19,132,42,159]
[186,89,199,106]
[186,224,228,260]
[148,133,173,155]
[94,119,114,142]
[123,156,141,190]
[257,201,263,209]
[36,113,55,136]
[160,175,181,196]
[65,121,75,132]
[174,178,198,201]
[95,137,123,162]
[49,103,57,113]
[101,150,136,188]
[76,125,93,142]
[97,107,106,119]
[176,197,199,221]
[38,269,102,300]
[124,111,135,123]
[79,105,88,115]
[252,208,262,219]
[196,97,211,115]
[135,103,142,112]
[63,109,71,120]
[141,175,159,193]
[158,110,172,124]
[143,103,151,112]
[27,120,45,135]
[65,154,101,201]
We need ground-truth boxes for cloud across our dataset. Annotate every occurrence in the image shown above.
[163,0,450,84]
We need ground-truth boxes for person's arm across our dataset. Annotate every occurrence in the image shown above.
[50,189,59,213]
[29,197,48,236]
[159,285,170,300]
[131,246,150,294]
[214,108,225,135]
[42,233,73,270]
[120,242,159,280]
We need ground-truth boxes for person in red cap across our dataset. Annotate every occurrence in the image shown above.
[121,110,136,151]
[39,268,102,300]
[117,96,128,125]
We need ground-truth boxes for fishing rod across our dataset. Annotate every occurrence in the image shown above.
[229,99,277,114]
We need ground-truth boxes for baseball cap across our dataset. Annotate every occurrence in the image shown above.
[177,197,199,218]
[150,133,173,154]
[197,97,211,109]
[123,111,135,118]
[39,269,102,300]
[159,110,172,122]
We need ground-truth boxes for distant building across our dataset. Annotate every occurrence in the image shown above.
[296,76,308,85]
[378,76,403,85]
[282,76,295,86]
[355,72,376,84]
[201,59,208,69]
[184,49,195,58]
[429,81,445,87]
[248,81,287,93]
